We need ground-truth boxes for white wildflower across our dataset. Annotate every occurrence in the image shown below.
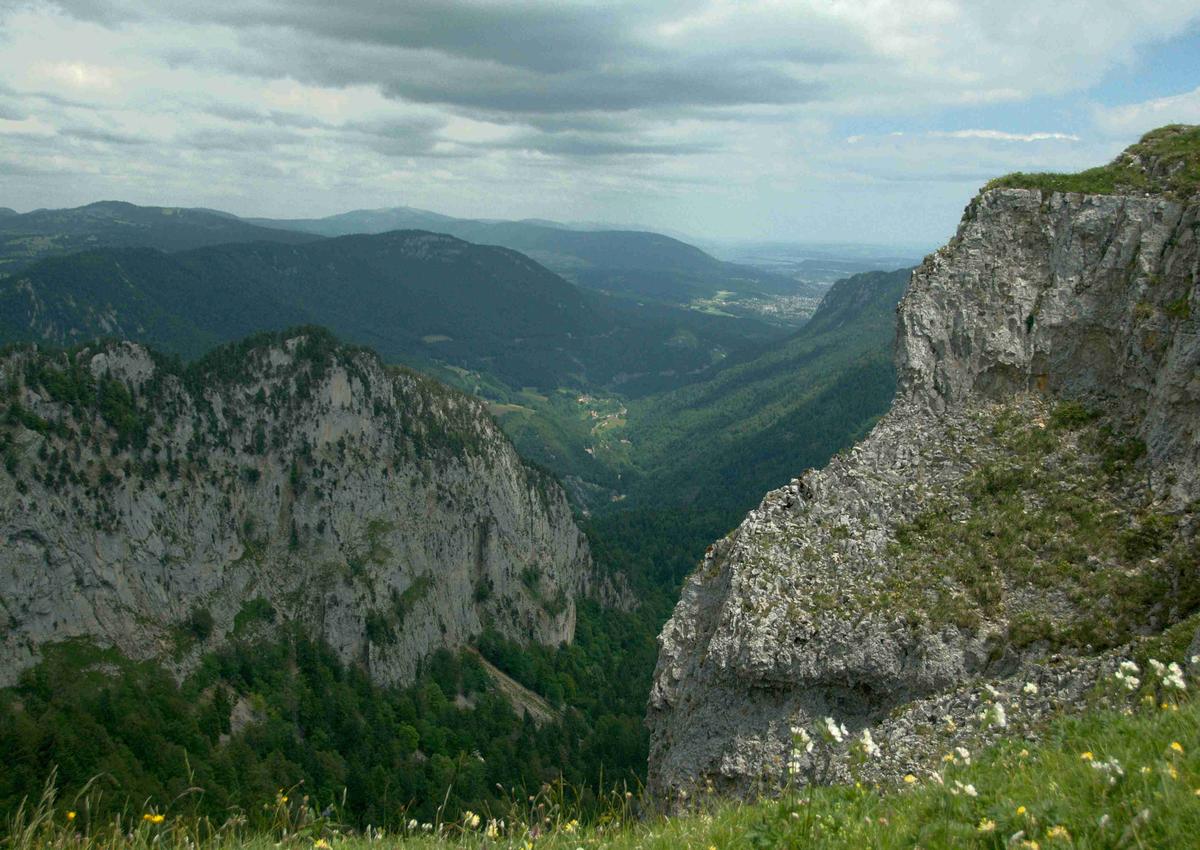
[791,725,814,754]
[1149,659,1166,677]
[1022,682,1038,695]
[955,746,971,765]
[1120,660,1140,675]
[1164,661,1186,691]
[989,702,1008,729]
[822,716,847,744]
[859,728,880,758]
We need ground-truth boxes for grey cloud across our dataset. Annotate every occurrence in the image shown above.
[179,125,305,152]
[59,126,149,146]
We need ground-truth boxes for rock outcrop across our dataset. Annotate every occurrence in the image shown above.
[0,329,596,686]
[647,128,1200,802]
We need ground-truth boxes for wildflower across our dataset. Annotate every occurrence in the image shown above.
[1023,682,1039,695]
[1098,814,1111,828]
[1149,659,1166,676]
[484,819,503,839]
[142,813,165,825]
[66,811,76,822]
[1194,789,1200,796]
[313,840,332,850]
[1080,751,1094,761]
[988,702,1008,729]
[792,725,813,750]
[1016,805,1027,815]
[955,746,971,764]
[462,811,481,830]
[563,819,579,834]
[422,823,433,832]
[1047,825,1070,841]
[1020,841,1041,849]
[1019,749,1030,758]
[903,774,917,784]
[942,715,957,732]
[407,820,418,832]
[977,818,996,833]
[822,716,847,744]
[942,753,955,763]
[859,728,880,758]
[1140,766,1152,775]
[1171,741,1184,753]
[1164,662,1186,691]
[1169,765,1179,780]
[1089,758,1124,785]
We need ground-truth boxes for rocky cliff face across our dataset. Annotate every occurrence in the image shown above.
[647,140,1199,802]
[0,329,596,686]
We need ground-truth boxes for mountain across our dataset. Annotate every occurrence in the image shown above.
[618,268,910,516]
[0,328,598,685]
[251,207,806,307]
[0,229,782,393]
[647,125,1200,802]
[0,201,318,275]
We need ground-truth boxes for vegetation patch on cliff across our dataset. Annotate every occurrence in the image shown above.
[888,400,1198,649]
[984,124,1200,200]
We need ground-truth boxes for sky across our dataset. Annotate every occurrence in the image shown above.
[1,1,1199,248]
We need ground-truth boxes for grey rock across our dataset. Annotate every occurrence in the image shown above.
[646,187,1199,802]
[0,333,603,686]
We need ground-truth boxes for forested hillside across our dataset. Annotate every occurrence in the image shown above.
[0,231,783,392]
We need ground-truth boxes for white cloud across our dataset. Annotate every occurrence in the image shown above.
[930,130,1081,142]
[1092,86,1200,136]
[0,0,1197,242]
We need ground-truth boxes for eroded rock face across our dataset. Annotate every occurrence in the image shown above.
[647,187,1200,802]
[0,332,596,686]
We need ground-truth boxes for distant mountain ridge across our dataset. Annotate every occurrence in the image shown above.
[0,200,317,274]
[0,228,782,393]
[249,206,807,304]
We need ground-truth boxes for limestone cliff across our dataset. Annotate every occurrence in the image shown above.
[0,328,596,686]
[647,126,1200,801]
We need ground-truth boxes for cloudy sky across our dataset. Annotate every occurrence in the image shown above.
[1,1,1199,246]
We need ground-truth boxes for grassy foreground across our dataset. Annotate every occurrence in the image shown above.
[6,651,1200,850]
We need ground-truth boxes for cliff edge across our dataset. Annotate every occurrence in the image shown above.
[647,126,1200,802]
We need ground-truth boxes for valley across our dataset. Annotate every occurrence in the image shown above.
[0,115,1197,850]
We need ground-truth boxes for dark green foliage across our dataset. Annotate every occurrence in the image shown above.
[0,233,784,394]
[0,610,655,828]
[185,607,215,642]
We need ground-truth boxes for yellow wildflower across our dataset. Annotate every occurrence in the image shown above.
[1080,751,1094,761]
[1019,749,1030,758]
[563,819,579,834]
[142,813,165,825]
[313,840,332,850]
[66,811,76,822]
[903,774,917,784]
[977,818,996,832]
[1016,805,1027,815]
[1169,765,1180,780]
[1021,842,1040,850]
[943,753,955,763]
[1171,741,1184,753]
[1047,825,1071,841]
